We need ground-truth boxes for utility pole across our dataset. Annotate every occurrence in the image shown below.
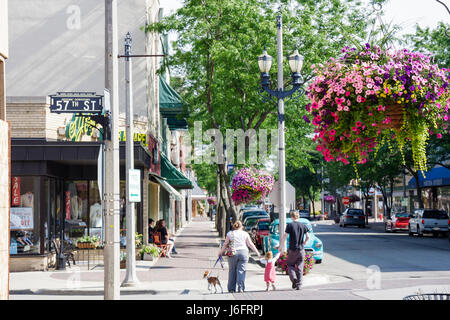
[276,14,287,251]
[104,0,120,300]
[122,32,139,287]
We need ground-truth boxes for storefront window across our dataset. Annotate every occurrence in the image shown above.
[64,181,88,240]
[10,176,41,255]
[89,181,102,239]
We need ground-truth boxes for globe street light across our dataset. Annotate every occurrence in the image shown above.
[258,14,304,252]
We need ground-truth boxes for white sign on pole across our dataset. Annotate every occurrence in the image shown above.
[268,180,296,211]
[104,88,111,113]
[10,207,34,230]
[128,169,141,202]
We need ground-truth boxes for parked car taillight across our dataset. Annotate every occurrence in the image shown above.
[422,219,425,224]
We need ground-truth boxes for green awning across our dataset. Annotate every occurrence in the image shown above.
[167,118,188,130]
[160,154,193,189]
[153,176,183,201]
[159,76,184,117]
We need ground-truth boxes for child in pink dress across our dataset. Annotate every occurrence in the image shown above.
[260,251,281,291]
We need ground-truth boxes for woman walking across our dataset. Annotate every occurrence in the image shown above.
[218,221,261,293]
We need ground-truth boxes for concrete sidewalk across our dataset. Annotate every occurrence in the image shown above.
[10,217,341,298]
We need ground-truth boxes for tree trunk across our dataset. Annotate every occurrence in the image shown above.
[218,163,238,222]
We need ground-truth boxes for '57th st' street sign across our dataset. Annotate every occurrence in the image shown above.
[49,92,103,114]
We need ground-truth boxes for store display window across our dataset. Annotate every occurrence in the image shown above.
[10,176,41,255]
[64,181,88,240]
[89,181,103,240]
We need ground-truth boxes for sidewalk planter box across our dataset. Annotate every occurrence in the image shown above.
[10,255,50,272]
[120,260,126,269]
[142,253,154,261]
[77,242,99,249]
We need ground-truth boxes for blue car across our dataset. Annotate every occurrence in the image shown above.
[262,218,323,264]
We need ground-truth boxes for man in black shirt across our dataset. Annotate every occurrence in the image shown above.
[279,211,310,290]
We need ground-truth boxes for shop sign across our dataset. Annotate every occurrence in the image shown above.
[66,114,100,142]
[128,169,141,203]
[11,177,20,206]
[49,92,103,114]
[119,131,148,147]
[65,191,71,220]
[10,207,33,230]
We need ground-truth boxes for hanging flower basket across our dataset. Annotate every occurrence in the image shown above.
[324,195,335,203]
[207,197,216,206]
[305,44,450,172]
[231,167,274,206]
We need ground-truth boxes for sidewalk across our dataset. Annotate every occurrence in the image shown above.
[10,217,340,298]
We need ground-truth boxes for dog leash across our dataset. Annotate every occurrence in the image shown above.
[213,256,225,269]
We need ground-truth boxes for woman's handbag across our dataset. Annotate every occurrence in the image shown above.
[224,231,236,257]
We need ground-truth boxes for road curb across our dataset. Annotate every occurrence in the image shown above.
[10,287,205,296]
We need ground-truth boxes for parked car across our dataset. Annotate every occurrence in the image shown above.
[339,208,366,228]
[243,215,269,232]
[385,212,411,232]
[408,209,449,237]
[262,218,323,263]
[299,210,311,220]
[250,218,271,249]
[241,209,268,222]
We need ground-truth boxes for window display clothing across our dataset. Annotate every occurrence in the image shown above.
[70,195,82,220]
[90,203,102,228]
[20,192,34,208]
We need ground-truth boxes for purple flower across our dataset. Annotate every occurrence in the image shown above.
[303,115,310,123]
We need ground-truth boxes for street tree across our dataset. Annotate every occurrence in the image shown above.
[148,0,389,235]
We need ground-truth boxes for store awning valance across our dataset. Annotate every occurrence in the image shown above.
[160,154,193,189]
[159,76,184,117]
[167,117,188,130]
[191,179,207,200]
[408,166,450,188]
[153,175,183,201]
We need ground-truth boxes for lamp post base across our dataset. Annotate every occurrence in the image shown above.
[57,255,66,270]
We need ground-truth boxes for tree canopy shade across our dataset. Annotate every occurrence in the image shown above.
[147,0,390,234]
[405,22,450,68]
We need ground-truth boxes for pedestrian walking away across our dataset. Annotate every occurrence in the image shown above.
[260,251,281,291]
[218,220,261,293]
[279,210,310,290]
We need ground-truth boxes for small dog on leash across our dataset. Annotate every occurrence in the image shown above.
[203,270,223,294]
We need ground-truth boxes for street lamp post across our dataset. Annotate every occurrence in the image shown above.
[258,13,304,252]
[122,32,140,287]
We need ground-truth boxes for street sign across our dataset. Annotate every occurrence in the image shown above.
[128,169,141,202]
[49,92,103,114]
[343,197,350,206]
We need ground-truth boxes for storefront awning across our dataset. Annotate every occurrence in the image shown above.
[191,179,207,200]
[408,166,450,188]
[159,76,184,117]
[161,154,193,189]
[167,117,188,130]
[153,175,183,201]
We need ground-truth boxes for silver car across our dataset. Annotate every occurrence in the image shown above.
[408,209,449,237]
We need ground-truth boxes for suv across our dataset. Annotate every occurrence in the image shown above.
[408,209,449,237]
[339,208,366,228]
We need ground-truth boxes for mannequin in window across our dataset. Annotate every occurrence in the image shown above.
[71,195,82,220]
[20,191,34,209]
[90,202,102,228]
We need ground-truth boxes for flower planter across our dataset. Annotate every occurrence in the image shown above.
[142,253,154,261]
[306,44,449,172]
[120,260,126,269]
[77,242,99,249]
[377,105,404,130]
[231,167,274,205]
